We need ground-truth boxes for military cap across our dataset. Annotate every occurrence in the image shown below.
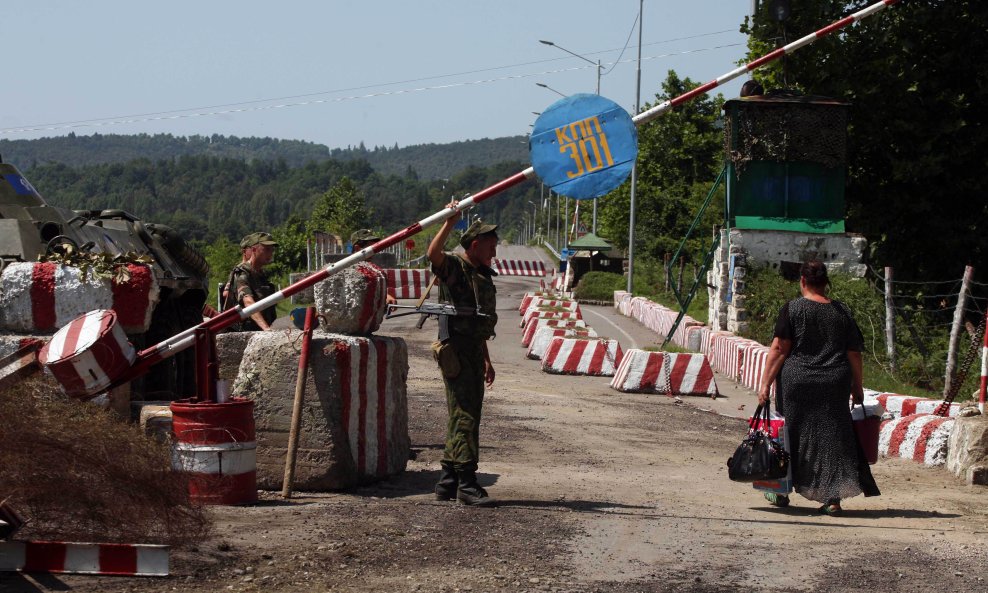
[240,231,278,249]
[351,229,381,245]
[459,220,498,249]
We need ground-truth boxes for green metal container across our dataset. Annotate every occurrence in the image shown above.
[723,94,849,233]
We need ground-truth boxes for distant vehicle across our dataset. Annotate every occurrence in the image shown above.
[0,158,209,399]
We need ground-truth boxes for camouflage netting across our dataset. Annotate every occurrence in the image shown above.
[0,378,210,545]
[725,102,847,174]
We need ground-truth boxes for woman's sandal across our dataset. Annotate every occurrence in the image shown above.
[764,492,790,507]
[818,503,842,516]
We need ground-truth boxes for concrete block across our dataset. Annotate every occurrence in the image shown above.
[216,331,254,381]
[135,402,173,443]
[967,466,988,486]
[542,338,622,376]
[288,272,316,304]
[946,416,988,478]
[313,262,388,335]
[527,326,597,360]
[232,331,409,491]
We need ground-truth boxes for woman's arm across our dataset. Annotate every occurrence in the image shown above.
[847,350,864,405]
[757,337,792,405]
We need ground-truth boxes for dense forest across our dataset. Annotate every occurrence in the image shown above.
[0,133,528,180]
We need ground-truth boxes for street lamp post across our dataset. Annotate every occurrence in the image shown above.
[535,82,567,99]
[627,0,643,294]
[539,39,603,235]
[528,200,538,244]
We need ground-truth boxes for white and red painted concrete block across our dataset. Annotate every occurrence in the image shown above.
[521,317,590,348]
[0,262,159,334]
[314,262,388,335]
[38,309,136,399]
[610,349,718,396]
[493,259,546,276]
[383,268,432,300]
[233,332,409,490]
[527,326,598,360]
[879,413,954,466]
[541,337,623,376]
[520,297,579,317]
[873,393,961,419]
[520,308,582,328]
[518,292,555,315]
[0,540,169,576]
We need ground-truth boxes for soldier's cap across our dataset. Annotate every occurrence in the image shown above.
[459,220,498,249]
[240,231,278,249]
[351,229,380,245]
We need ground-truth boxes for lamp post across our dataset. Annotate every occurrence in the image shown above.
[528,200,538,244]
[626,0,643,294]
[539,39,603,235]
[535,82,567,99]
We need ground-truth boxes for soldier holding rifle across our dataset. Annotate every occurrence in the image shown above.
[426,201,499,507]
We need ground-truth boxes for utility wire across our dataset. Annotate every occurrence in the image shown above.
[1,37,742,136]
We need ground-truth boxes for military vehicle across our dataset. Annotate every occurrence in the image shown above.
[0,157,209,399]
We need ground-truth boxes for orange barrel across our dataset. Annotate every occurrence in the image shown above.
[170,398,257,505]
[38,309,136,399]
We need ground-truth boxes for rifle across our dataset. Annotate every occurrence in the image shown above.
[385,302,486,342]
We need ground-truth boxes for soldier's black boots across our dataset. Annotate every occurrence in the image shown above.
[434,462,458,501]
[456,469,496,507]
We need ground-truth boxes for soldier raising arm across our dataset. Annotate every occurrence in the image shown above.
[426,200,499,506]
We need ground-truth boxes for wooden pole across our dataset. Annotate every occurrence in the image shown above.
[663,253,672,291]
[677,257,686,294]
[944,265,974,398]
[282,306,317,499]
[884,266,896,374]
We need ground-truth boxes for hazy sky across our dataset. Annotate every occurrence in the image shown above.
[3,2,754,150]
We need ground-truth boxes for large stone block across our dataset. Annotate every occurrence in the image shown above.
[232,331,409,491]
[946,416,988,481]
[216,331,254,380]
[313,263,387,335]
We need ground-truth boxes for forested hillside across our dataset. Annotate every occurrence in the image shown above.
[0,133,529,180]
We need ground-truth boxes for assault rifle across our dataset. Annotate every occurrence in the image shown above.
[385,302,486,341]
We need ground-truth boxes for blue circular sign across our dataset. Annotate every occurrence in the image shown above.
[530,93,637,200]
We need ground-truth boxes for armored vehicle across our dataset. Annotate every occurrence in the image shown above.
[0,158,208,399]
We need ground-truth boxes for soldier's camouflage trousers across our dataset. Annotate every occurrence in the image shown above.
[440,337,486,471]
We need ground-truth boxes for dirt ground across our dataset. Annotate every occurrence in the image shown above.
[4,253,988,593]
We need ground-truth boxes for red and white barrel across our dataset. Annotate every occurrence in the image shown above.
[38,309,136,399]
[170,398,257,505]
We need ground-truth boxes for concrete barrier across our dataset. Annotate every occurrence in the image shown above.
[879,413,954,466]
[542,337,623,376]
[314,262,388,335]
[521,317,590,348]
[232,331,409,490]
[0,262,158,333]
[493,259,546,276]
[520,297,579,317]
[520,308,582,328]
[610,349,718,397]
[874,393,961,418]
[527,326,598,360]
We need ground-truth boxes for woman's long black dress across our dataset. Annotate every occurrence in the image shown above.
[774,298,880,503]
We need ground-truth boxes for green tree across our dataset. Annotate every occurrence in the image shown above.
[742,0,988,276]
[598,70,725,264]
[267,214,309,281]
[308,176,368,242]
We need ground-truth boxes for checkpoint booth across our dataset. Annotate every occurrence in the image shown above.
[563,233,625,289]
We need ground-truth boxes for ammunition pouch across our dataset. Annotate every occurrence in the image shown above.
[431,340,461,379]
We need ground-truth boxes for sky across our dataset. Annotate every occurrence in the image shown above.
[2,1,755,151]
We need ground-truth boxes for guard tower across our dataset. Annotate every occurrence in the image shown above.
[709,92,867,333]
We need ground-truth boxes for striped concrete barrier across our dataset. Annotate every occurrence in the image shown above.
[520,297,579,317]
[233,331,409,490]
[0,540,169,576]
[518,292,556,315]
[874,393,961,419]
[521,317,590,348]
[527,326,598,360]
[0,262,159,334]
[609,349,718,397]
[879,413,954,466]
[493,259,546,276]
[520,308,582,328]
[314,262,388,335]
[383,269,432,300]
[542,337,623,376]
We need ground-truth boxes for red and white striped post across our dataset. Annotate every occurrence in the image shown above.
[93,0,902,389]
[980,310,988,414]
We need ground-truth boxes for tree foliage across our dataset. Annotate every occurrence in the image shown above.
[309,176,368,241]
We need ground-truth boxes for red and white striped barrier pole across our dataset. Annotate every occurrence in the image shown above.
[980,310,988,414]
[105,0,902,384]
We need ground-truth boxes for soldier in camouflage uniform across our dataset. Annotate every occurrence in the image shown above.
[427,202,499,507]
[222,232,278,331]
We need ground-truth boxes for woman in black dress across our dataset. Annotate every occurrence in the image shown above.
[757,261,880,515]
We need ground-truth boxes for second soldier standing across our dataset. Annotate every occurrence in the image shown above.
[426,201,498,507]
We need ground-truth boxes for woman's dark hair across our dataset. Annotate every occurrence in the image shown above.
[800,260,829,288]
